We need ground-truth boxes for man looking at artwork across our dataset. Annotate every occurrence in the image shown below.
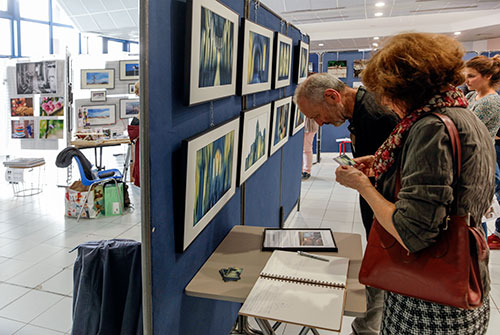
[294,73,399,335]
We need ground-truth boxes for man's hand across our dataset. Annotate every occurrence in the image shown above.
[335,165,372,192]
[353,155,375,177]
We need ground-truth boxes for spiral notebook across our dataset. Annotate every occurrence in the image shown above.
[239,250,349,332]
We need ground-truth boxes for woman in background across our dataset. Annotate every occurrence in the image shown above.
[128,81,140,187]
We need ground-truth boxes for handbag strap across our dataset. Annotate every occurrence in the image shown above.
[395,112,461,213]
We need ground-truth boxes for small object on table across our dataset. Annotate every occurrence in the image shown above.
[219,267,243,282]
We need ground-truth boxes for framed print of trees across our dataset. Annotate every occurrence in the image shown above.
[185,0,239,106]
[297,41,309,84]
[273,33,292,89]
[270,96,292,156]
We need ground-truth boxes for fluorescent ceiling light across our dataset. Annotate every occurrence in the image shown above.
[454,31,461,36]
[374,12,383,17]
[372,42,379,47]
[375,2,385,7]
[373,36,380,40]
[318,43,324,46]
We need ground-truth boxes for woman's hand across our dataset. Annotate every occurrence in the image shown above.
[353,155,375,177]
[335,165,372,192]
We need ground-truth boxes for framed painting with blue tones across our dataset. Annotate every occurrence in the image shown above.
[238,103,271,185]
[119,60,139,80]
[291,102,305,135]
[183,117,240,251]
[185,0,239,106]
[296,41,309,84]
[82,104,116,125]
[119,99,140,119]
[269,96,292,156]
[273,33,292,89]
[81,69,115,89]
[240,19,274,95]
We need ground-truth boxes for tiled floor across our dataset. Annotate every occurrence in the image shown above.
[275,152,500,335]
[0,155,141,334]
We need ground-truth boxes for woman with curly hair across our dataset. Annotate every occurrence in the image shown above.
[335,33,493,334]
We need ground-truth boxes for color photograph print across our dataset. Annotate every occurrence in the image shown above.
[11,119,34,139]
[120,99,140,118]
[297,41,309,84]
[82,105,116,125]
[39,119,64,139]
[353,59,369,78]
[16,61,57,95]
[241,19,274,95]
[291,103,305,136]
[183,117,240,251]
[81,69,115,89]
[327,60,347,78]
[273,33,292,89]
[11,98,34,117]
[40,96,64,116]
[186,0,239,105]
[119,60,139,80]
[270,96,292,156]
[239,104,271,185]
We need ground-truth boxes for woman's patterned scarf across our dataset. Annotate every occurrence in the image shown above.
[373,87,468,181]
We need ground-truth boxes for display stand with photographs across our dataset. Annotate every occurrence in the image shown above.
[262,228,338,252]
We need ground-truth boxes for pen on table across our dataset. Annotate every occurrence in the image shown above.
[297,251,329,262]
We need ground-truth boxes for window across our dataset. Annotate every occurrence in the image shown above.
[107,40,124,55]
[53,1,73,25]
[83,34,103,55]
[19,0,49,21]
[0,18,11,55]
[130,43,139,54]
[53,26,79,55]
[0,0,8,12]
[20,21,49,56]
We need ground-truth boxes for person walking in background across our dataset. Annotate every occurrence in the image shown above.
[465,55,500,249]
[336,32,493,334]
[294,73,399,335]
[302,117,318,180]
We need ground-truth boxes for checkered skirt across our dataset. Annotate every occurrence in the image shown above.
[381,291,490,335]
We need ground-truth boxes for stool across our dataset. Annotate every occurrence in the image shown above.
[3,158,45,197]
[336,137,352,154]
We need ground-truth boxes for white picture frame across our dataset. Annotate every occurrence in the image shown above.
[297,41,309,84]
[128,83,136,94]
[119,99,140,119]
[269,96,292,156]
[240,18,274,95]
[291,102,305,135]
[239,103,271,185]
[185,0,239,106]
[82,104,116,125]
[81,69,115,89]
[90,91,107,102]
[183,117,240,251]
[273,33,292,89]
[119,60,139,80]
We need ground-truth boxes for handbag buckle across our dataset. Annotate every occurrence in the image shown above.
[443,216,450,230]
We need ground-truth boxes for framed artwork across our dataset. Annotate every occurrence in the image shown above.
[291,103,305,136]
[128,83,136,94]
[81,69,115,89]
[10,98,34,117]
[82,105,116,125]
[270,96,292,156]
[11,119,34,139]
[297,41,309,84]
[185,0,239,106]
[353,59,369,78]
[39,119,64,139]
[40,96,64,116]
[327,60,347,78]
[16,61,57,94]
[120,99,140,118]
[90,91,107,102]
[241,19,274,95]
[239,103,271,185]
[119,60,139,80]
[273,32,292,89]
[183,117,240,251]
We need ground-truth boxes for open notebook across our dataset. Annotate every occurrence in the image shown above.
[239,250,349,332]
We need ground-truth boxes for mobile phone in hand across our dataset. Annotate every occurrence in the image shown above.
[333,154,356,166]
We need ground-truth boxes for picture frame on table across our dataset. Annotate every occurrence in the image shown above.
[128,83,136,94]
[81,69,115,89]
[182,117,240,251]
[119,99,140,118]
[269,96,292,156]
[273,32,292,89]
[81,104,116,125]
[240,18,274,95]
[238,103,271,185]
[185,0,239,106]
[291,102,305,136]
[90,91,107,102]
[297,40,309,84]
[119,60,139,80]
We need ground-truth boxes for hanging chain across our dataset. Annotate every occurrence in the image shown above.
[280,20,285,35]
[253,94,256,107]
[254,0,260,23]
[209,101,215,127]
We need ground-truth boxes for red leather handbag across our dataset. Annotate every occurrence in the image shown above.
[359,113,489,309]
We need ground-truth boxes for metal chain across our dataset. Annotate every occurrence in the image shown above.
[253,94,256,107]
[280,20,285,34]
[254,0,260,23]
[209,101,215,127]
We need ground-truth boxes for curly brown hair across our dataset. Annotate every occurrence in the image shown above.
[465,55,500,89]
[362,33,465,113]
